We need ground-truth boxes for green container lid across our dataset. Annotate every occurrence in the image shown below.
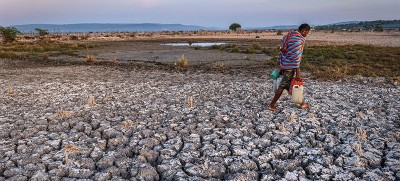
[270,70,279,80]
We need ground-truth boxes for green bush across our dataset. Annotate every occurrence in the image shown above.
[252,43,262,50]
[245,48,256,54]
[0,26,21,43]
[0,51,18,59]
[35,28,49,36]
[231,47,240,53]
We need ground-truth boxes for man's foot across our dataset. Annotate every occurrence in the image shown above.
[300,102,310,109]
[268,104,279,112]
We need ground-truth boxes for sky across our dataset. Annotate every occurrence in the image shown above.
[0,0,399,28]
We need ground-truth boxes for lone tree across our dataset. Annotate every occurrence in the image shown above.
[229,23,242,31]
[0,26,21,43]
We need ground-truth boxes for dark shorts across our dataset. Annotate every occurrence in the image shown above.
[279,70,295,91]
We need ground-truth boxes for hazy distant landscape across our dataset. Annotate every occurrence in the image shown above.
[8,20,400,34]
[13,23,209,33]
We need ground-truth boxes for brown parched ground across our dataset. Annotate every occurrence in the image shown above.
[0,31,399,180]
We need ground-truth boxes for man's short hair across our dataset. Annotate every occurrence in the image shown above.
[298,24,311,31]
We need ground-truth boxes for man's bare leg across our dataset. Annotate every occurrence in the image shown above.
[268,87,284,111]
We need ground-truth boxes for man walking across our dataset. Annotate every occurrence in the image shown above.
[268,24,311,112]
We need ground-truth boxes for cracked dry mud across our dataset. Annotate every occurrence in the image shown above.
[0,65,399,180]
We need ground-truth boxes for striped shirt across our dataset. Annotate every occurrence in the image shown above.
[277,31,306,69]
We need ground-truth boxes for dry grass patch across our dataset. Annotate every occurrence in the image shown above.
[356,128,367,141]
[212,62,225,70]
[288,111,296,123]
[301,45,400,80]
[88,95,96,107]
[6,87,14,96]
[187,96,193,107]
[110,57,118,64]
[264,44,400,81]
[64,144,80,164]
[57,110,73,118]
[353,143,363,157]
[121,120,134,128]
[279,122,286,132]
[176,55,188,68]
[0,41,95,60]
[85,54,96,62]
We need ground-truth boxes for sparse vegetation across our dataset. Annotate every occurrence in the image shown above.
[279,122,286,132]
[244,47,256,54]
[277,30,283,35]
[231,47,240,53]
[64,144,80,164]
[0,26,21,43]
[176,55,189,68]
[7,87,14,96]
[252,43,262,50]
[212,61,225,70]
[88,95,96,107]
[187,96,193,107]
[0,51,18,59]
[301,45,400,80]
[288,111,296,122]
[210,45,223,50]
[0,41,95,60]
[265,44,400,80]
[121,120,134,127]
[35,28,49,37]
[354,143,363,157]
[85,54,96,62]
[57,110,73,118]
[356,128,367,141]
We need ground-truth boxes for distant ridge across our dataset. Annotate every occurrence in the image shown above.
[247,25,298,30]
[315,20,400,30]
[327,21,362,25]
[13,23,210,33]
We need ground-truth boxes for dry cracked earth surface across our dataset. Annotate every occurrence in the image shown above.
[0,63,399,180]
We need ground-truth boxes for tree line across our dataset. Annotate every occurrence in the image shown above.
[315,20,400,31]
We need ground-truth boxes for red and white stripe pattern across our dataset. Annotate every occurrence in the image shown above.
[277,31,306,69]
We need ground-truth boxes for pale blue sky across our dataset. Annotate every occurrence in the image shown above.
[0,0,399,27]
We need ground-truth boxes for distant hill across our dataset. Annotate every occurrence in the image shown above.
[12,23,209,33]
[315,20,400,30]
[247,25,298,30]
[327,21,362,25]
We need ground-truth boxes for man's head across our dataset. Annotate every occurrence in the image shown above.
[298,23,311,37]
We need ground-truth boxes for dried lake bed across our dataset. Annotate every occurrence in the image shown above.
[0,64,399,180]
